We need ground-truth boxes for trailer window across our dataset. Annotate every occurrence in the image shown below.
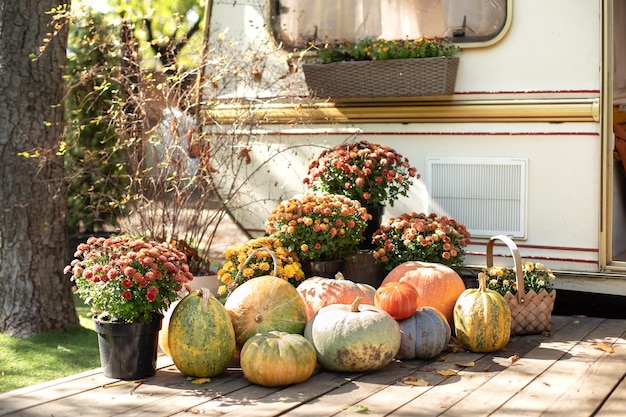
[272,0,509,49]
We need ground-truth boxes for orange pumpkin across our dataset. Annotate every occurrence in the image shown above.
[381,261,465,325]
[374,281,420,320]
[296,276,376,320]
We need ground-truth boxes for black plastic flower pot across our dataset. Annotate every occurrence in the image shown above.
[94,316,162,380]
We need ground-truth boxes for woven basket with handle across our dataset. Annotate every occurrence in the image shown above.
[486,235,556,336]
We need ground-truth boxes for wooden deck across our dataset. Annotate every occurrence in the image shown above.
[1,315,624,417]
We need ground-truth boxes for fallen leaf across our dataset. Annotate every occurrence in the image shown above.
[418,365,436,372]
[190,377,211,385]
[455,361,475,368]
[593,342,615,354]
[509,355,520,363]
[352,405,369,413]
[400,376,429,386]
[437,369,459,377]
[483,365,491,372]
[447,338,465,353]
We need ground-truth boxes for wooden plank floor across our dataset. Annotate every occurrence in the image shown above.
[0,315,624,417]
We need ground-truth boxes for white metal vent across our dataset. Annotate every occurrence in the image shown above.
[426,157,527,238]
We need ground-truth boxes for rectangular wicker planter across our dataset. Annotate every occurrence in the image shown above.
[302,56,459,98]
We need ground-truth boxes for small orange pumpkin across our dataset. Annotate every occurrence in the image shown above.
[381,261,465,325]
[374,281,420,320]
[297,275,376,320]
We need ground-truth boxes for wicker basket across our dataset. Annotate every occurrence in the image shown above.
[486,235,556,336]
[302,56,459,98]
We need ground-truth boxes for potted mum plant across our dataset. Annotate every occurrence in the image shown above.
[303,36,460,98]
[265,192,370,278]
[484,262,556,297]
[372,212,471,272]
[216,236,306,298]
[65,235,193,379]
[304,140,419,249]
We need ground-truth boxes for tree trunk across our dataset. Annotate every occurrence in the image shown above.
[0,1,78,337]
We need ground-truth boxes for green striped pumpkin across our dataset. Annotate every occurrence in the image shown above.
[453,274,511,353]
[168,288,236,377]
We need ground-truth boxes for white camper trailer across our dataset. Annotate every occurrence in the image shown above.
[203,0,626,298]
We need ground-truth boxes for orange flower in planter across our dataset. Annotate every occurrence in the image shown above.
[303,141,419,207]
[266,193,370,262]
[372,212,471,272]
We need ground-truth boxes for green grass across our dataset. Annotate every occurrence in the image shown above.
[0,294,101,394]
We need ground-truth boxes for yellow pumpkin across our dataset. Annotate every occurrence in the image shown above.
[224,275,308,348]
[453,274,511,353]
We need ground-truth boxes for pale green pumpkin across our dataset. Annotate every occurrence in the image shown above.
[304,297,401,372]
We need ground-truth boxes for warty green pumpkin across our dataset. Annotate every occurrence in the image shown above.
[304,296,401,372]
[453,273,512,353]
[240,331,317,387]
[168,288,236,377]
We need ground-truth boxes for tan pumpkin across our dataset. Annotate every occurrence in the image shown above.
[381,261,465,325]
[304,296,401,372]
[224,275,308,348]
[453,273,511,353]
[297,275,376,320]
